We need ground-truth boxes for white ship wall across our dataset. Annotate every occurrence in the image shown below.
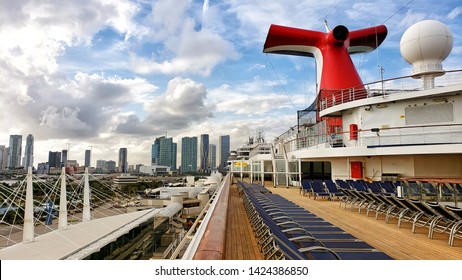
[342,94,462,147]
[328,154,462,181]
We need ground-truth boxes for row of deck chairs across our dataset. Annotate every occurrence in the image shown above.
[403,181,462,201]
[300,179,397,200]
[336,180,462,246]
[237,180,393,260]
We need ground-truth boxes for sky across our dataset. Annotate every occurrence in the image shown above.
[0,0,461,167]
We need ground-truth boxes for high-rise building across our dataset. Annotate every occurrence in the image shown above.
[1,147,9,169]
[8,135,23,169]
[219,135,230,169]
[0,145,5,170]
[151,137,163,165]
[23,134,34,170]
[48,151,62,172]
[84,150,91,168]
[106,160,117,173]
[118,148,128,173]
[159,137,177,170]
[61,149,68,167]
[172,142,177,171]
[96,159,106,173]
[209,144,216,170]
[181,136,197,174]
[200,134,209,173]
[96,160,106,169]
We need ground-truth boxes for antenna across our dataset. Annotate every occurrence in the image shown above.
[89,145,99,152]
[378,65,385,95]
[324,19,331,32]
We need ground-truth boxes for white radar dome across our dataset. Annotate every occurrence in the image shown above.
[400,20,453,77]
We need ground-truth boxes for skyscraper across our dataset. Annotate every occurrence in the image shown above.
[8,135,22,169]
[159,137,177,170]
[118,148,128,173]
[61,149,68,167]
[209,144,216,171]
[106,160,117,173]
[181,136,197,173]
[219,135,230,169]
[48,151,62,172]
[0,145,5,170]
[151,137,163,165]
[84,150,91,168]
[172,142,177,171]
[96,160,106,171]
[23,134,34,170]
[200,134,209,173]
[2,147,9,169]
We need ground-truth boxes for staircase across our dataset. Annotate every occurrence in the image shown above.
[271,144,289,186]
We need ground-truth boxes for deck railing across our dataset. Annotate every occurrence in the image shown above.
[177,173,230,260]
[318,70,462,111]
[277,123,462,153]
[360,124,462,147]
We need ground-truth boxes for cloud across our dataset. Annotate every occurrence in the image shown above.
[115,77,214,135]
[129,28,239,76]
[145,77,214,125]
[0,69,158,139]
[447,7,462,20]
[0,0,460,167]
[113,114,153,135]
[129,0,239,76]
[40,106,89,130]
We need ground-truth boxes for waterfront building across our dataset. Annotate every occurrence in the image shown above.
[219,135,230,169]
[0,145,5,170]
[118,148,128,173]
[61,149,68,167]
[23,134,34,170]
[209,144,216,171]
[8,135,22,169]
[159,137,177,170]
[96,160,106,170]
[106,160,116,173]
[151,137,162,165]
[48,151,61,173]
[84,150,91,168]
[181,136,198,174]
[200,134,209,173]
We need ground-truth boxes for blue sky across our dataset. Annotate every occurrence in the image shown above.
[0,0,461,166]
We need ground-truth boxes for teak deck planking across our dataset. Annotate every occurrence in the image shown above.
[267,185,462,260]
[225,183,264,260]
[224,181,462,260]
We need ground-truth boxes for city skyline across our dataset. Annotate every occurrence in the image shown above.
[0,1,460,166]
[0,132,230,172]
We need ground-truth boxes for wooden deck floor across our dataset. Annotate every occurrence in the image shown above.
[225,181,462,260]
[224,183,264,260]
[268,185,462,260]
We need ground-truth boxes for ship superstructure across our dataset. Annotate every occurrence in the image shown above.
[230,20,462,203]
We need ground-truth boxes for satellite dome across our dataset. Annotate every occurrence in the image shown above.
[400,20,453,77]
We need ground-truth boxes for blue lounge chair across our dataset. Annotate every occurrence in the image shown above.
[379,181,396,195]
[325,180,345,200]
[300,179,312,197]
[310,181,330,200]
